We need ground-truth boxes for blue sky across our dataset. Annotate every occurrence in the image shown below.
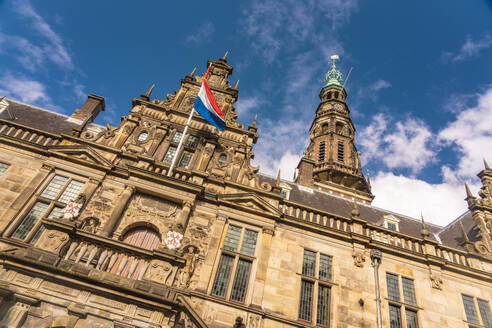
[1,0,491,225]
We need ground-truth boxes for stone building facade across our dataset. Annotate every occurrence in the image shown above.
[0,55,490,328]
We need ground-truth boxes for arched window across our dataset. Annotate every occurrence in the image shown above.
[335,122,344,134]
[322,123,329,134]
[122,226,161,250]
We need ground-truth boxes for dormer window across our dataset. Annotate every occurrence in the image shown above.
[279,183,292,200]
[383,215,400,232]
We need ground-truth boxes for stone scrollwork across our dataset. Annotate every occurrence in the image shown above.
[430,273,443,290]
[36,230,69,254]
[147,260,174,286]
[247,314,261,328]
[352,250,366,268]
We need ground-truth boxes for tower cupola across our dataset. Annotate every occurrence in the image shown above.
[295,56,373,203]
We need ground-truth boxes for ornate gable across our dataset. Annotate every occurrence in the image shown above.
[218,193,282,217]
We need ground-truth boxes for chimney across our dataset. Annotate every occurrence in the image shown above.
[71,94,105,123]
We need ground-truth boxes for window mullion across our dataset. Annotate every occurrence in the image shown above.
[226,255,240,300]
[237,228,246,254]
[56,177,72,201]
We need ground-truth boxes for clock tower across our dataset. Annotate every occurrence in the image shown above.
[295,57,373,203]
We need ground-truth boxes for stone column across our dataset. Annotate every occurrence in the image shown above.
[81,178,100,201]
[250,226,274,308]
[174,202,193,233]
[101,185,135,237]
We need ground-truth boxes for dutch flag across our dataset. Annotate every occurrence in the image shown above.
[193,66,226,131]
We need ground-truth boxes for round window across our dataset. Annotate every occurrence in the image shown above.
[218,154,227,165]
[138,132,148,142]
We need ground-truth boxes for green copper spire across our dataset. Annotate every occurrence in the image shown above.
[323,55,343,87]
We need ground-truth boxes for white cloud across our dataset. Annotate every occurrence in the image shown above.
[359,114,436,174]
[0,74,50,105]
[443,34,492,62]
[236,96,261,116]
[438,85,492,180]
[11,0,73,69]
[370,79,391,91]
[371,171,472,226]
[185,22,215,45]
[241,0,357,62]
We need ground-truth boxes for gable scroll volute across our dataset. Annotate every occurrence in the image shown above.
[467,163,492,259]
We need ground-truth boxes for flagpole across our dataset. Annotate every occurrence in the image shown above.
[167,63,212,178]
[167,107,194,177]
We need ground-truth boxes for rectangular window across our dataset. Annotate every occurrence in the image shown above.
[178,150,193,168]
[302,250,316,277]
[405,309,418,328]
[298,280,314,322]
[0,162,10,175]
[462,295,479,324]
[299,249,333,325]
[389,305,401,328]
[11,202,49,240]
[211,224,259,303]
[387,273,420,328]
[230,259,252,302]
[318,141,325,162]
[240,229,258,256]
[337,141,344,163]
[387,222,397,231]
[386,273,401,302]
[317,285,330,326]
[478,299,492,328]
[319,254,332,281]
[223,225,242,252]
[211,254,234,297]
[402,277,416,306]
[163,146,177,164]
[172,131,183,143]
[185,135,199,148]
[11,174,85,241]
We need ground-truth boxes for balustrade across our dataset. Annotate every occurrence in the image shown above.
[0,120,61,146]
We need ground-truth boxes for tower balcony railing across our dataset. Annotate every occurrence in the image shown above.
[314,161,359,175]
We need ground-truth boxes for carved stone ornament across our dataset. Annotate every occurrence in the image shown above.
[36,230,69,254]
[165,230,183,250]
[247,314,261,328]
[61,194,86,221]
[430,273,443,290]
[177,245,199,288]
[352,250,366,268]
[147,260,174,286]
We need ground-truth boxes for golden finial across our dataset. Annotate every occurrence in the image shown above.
[221,51,228,60]
[276,169,281,187]
[234,80,240,89]
[145,84,155,98]
[190,67,196,77]
[252,114,257,127]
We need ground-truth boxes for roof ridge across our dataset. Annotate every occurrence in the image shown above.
[437,210,471,235]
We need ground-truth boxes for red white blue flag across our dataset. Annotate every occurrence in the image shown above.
[193,66,226,130]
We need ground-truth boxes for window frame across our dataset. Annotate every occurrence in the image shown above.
[298,248,334,327]
[210,222,260,305]
[0,162,10,176]
[385,272,420,328]
[461,294,492,328]
[8,171,86,243]
[163,131,200,169]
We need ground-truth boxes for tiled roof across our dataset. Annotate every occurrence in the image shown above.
[1,99,79,135]
[259,174,445,242]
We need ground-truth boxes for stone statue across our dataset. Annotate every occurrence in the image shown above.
[178,245,198,288]
[233,317,246,328]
